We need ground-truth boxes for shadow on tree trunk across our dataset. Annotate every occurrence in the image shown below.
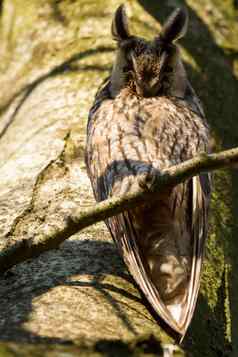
[0,239,166,355]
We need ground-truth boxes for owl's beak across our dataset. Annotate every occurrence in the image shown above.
[135,81,161,97]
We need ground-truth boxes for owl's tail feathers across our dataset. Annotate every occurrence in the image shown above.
[145,229,191,327]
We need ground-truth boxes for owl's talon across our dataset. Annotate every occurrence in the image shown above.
[137,170,157,192]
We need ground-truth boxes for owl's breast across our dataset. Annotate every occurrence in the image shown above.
[86,92,210,204]
[87,93,209,190]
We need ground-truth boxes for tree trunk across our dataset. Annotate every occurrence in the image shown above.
[0,1,237,356]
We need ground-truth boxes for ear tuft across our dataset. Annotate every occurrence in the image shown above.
[111,4,130,42]
[160,8,188,43]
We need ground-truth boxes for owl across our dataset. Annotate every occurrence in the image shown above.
[85,5,211,340]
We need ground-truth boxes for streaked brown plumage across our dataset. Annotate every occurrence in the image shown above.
[85,5,211,340]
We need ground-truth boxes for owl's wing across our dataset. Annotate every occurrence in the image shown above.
[182,174,211,337]
[101,173,211,340]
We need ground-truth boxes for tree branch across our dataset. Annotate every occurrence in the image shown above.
[1,146,238,274]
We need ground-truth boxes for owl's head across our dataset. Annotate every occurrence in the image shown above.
[110,5,188,98]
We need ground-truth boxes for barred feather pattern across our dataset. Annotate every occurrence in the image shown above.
[86,81,211,336]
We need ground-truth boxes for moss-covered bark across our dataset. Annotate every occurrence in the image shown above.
[0,0,237,356]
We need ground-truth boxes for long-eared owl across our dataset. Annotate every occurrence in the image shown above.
[85,5,211,340]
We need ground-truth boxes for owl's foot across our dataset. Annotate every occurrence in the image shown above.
[137,167,158,192]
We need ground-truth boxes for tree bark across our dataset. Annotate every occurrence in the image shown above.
[0,1,237,356]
